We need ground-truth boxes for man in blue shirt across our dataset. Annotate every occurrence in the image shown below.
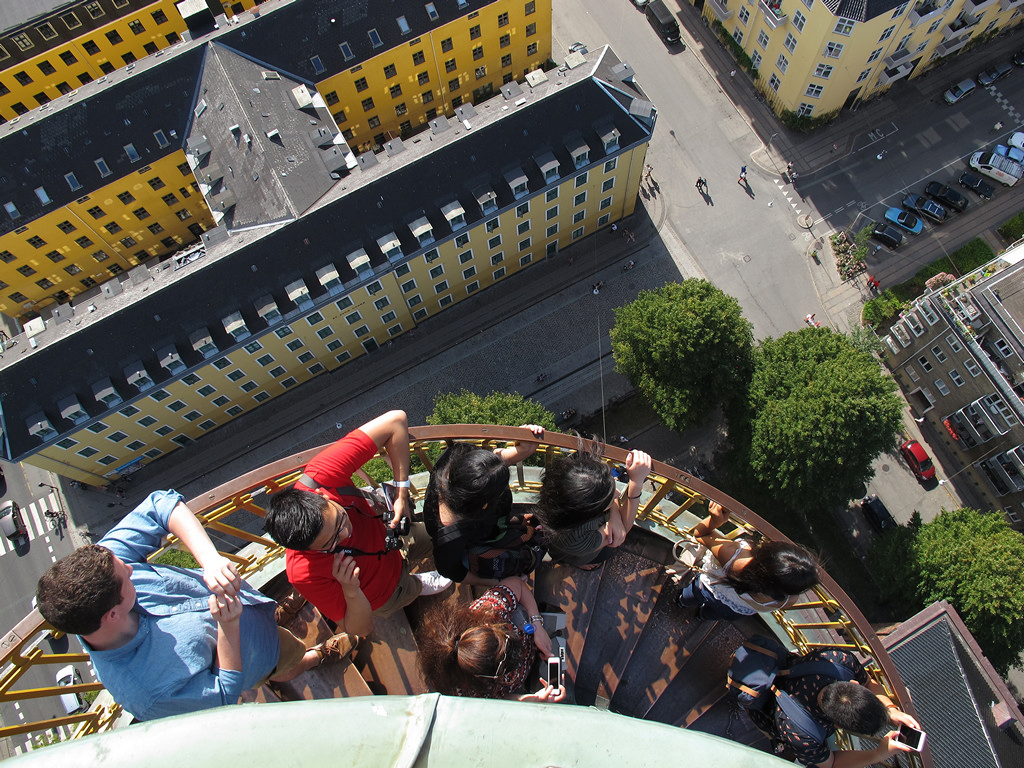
[36,489,353,721]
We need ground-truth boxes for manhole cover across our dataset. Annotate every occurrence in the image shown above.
[743,254,751,262]
[880,463,890,472]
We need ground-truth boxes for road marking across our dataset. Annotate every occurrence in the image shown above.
[25,501,47,538]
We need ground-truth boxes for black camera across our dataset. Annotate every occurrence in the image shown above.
[383,513,410,552]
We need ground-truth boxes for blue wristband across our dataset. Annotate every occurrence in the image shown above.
[523,623,535,635]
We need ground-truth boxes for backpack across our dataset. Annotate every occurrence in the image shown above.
[727,635,856,743]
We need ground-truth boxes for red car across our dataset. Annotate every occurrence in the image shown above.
[900,440,936,481]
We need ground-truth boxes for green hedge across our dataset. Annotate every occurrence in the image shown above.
[999,211,1024,242]
[862,238,995,326]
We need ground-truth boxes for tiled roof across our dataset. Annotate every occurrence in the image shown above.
[884,601,1024,768]
[0,0,72,35]
[830,0,906,22]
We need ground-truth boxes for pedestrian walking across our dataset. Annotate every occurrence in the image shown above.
[695,176,702,190]
[644,164,654,182]
[611,222,618,233]
[786,162,793,175]
[729,70,736,78]
[737,165,746,184]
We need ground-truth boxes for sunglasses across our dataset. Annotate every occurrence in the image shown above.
[472,630,510,679]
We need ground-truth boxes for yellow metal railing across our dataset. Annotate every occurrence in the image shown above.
[1,426,927,767]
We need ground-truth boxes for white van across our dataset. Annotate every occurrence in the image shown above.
[970,151,1023,187]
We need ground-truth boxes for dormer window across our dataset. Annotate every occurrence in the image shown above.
[426,3,439,20]
[28,412,57,441]
[599,124,620,152]
[368,28,383,47]
[504,168,529,200]
[157,344,185,374]
[316,263,344,295]
[286,279,313,312]
[189,328,218,359]
[377,232,403,261]
[124,143,141,163]
[535,152,559,183]
[59,395,89,425]
[3,202,19,220]
[221,311,250,340]
[566,137,590,169]
[441,200,467,230]
[92,377,123,408]
[64,172,82,191]
[252,300,279,329]
[347,248,372,274]
[409,216,434,247]
[95,157,112,177]
[35,187,51,205]
[474,186,498,214]
[397,15,411,34]
[124,360,154,390]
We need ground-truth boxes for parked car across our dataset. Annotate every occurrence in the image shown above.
[958,171,995,200]
[900,439,936,481]
[1008,132,1024,152]
[871,222,903,249]
[969,151,1024,187]
[977,62,1013,86]
[56,665,85,715]
[861,495,898,532]
[883,207,923,234]
[943,78,976,104]
[0,500,26,544]
[632,0,652,6]
[925,181,969,212]
[994,144,1024,163]
[902,193,947,224]
[1014,49,1024,67]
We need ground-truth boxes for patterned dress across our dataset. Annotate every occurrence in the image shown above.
[456,585,535,698]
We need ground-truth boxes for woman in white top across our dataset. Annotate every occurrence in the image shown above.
[673,501,820,621]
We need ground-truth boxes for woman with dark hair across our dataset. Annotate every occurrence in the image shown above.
[423,426,545,585]
[672,501,820,621]
[416,576,565,701]
[536,440,652,567]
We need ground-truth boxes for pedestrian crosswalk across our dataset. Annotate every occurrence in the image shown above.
[0,493,63,556]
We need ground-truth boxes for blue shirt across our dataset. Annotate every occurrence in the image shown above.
[87,489,279,721]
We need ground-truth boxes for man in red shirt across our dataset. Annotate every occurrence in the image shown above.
[264,410,450,637]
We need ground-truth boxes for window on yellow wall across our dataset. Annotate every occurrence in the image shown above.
[446,58,457,72]
[442,37,454,52]
[413,50,426,65]
[106,30,123,45]
[129,19,146,35]
[527,42,538,56]
[473,46,484,60]
[527,23,537,36]
[470,25,481,39]
[526,1,536,14]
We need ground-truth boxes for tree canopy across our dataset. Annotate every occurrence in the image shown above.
[870,508,1024,674]
[427,389,556,430]
[747,327,902,512]
[610,280,753,432]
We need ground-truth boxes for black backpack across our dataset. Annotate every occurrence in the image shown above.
[727,635,855,743]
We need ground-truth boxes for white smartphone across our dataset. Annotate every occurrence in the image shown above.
[546,656,561,694]
[895,724,926,752]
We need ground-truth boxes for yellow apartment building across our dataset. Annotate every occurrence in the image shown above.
[699,0,1024,115]
[218,0,553,152]
[0,0,260,123]
[2,47,654,482]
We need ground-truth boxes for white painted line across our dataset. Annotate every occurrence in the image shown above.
[12,744,22,754]
[13,702,20,710]
[25,501,47,538]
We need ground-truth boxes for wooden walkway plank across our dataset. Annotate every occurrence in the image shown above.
[352,610,428,696]
[532,561,604,687]
[571,551,665,706]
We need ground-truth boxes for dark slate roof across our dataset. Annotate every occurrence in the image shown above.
[0,52,653,460]
[219,0,496,84]
[885,602,1024,768]
[190,42,346,227]
[830,0,906,22]
[0,46,205,238]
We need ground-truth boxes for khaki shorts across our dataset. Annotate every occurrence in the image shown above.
[256,626,307,686]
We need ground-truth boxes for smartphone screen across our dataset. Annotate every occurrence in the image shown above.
[546,657,561,693]
[895,725,925,751]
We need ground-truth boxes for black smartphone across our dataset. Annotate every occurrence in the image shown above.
[546,656,561,694]
[895,724,926,752]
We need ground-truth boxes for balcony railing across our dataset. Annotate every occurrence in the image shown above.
[909,0,943,25]
[883,47,914,69]
[2,426,927,767]
[1000,0,1023,10]
[941,14,978,39]
[705,0,733,21]
[964,0,998,12]
[758,0,788,29]
[878,61,914,86]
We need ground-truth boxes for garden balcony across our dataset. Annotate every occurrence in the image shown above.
[758,0,788,29]
[0,426,929,767]
[705,0,733,22]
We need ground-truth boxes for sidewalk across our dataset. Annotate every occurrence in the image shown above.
[59,187,680,539]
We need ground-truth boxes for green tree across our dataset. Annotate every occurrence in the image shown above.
[610,280,754,432]
[870,509,1024,674]
[747,328,902,512]
[427,389,556,429]
[913,509,1024,674]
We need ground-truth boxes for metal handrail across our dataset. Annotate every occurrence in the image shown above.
[0,426,927,766]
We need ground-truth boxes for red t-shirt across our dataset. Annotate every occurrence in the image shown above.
[284,429,402,622]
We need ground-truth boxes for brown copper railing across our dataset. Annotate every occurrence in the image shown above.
[0,426,927,766]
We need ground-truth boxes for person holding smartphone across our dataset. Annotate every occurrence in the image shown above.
[746,645,923,767]
[416,575,565,702]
